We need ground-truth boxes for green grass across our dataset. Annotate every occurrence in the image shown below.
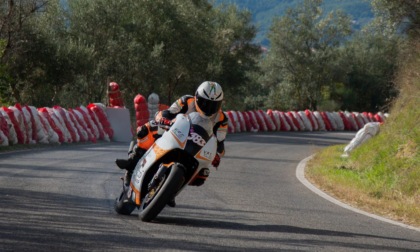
[306,42,420,227]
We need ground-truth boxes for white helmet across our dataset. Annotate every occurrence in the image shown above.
[195,81,223,117]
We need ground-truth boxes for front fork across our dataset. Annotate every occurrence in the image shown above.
[148,163,169,191]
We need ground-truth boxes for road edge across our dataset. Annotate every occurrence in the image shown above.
[296,155,420,232]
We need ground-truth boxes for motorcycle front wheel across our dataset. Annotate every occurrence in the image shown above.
[139,163,185,222]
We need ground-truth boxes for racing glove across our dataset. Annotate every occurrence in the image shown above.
[212,153,221,169]
[158,117,172,130]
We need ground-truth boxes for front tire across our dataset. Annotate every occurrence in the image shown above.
[139,164,185,222]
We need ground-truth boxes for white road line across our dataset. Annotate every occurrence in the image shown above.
[296,155,420,232]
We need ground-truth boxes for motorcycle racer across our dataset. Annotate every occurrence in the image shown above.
[115,81,228,206]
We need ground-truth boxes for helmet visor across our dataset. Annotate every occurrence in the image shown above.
[196,96,222,116]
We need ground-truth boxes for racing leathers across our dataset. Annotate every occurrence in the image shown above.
[116,94,228,186]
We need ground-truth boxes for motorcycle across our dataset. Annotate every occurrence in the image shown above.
[114,112,218,222]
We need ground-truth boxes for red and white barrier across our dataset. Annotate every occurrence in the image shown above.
[353,112,366,129]
[230,111,242,133]
[53,106,78,143]
[221,109,387,135]
[291,111,306,131]
[108,82,124,108]
[261,110,276,131]
[298,111,313,131]
[344,111,358,131]
[70,109,95,143]
[0,110,10,146]
[225,111,235,133]
[241,111,252,132]
[148,93,159,121]
[0,102,118,147]
[277,111,291,131]
[236,111,247,132]
[0,98,388,148]
[305,110,318,131]
[245,111,259,132]
[254,110,268,132]
[285,112,299,131]
[267,109,281,131]
[338,111,351,131]
[134,94,149,129]
[89,103,114,140]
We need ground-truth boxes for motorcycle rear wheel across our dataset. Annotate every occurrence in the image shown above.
[139,164,185,222]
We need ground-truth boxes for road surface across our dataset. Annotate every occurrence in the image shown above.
[0,131,419,251]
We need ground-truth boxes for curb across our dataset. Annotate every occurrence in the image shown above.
[296,155,420,232]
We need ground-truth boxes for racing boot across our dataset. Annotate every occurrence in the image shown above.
[123,170,133,187]
[116,146,145,186]
[115,145,145,171]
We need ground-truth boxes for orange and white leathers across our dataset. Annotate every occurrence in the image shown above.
[128,112,217,206]
[156,95,228,156]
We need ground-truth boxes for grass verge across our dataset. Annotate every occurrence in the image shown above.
[306,41,420,228]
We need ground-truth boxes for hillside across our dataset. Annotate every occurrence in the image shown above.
[213,0,373,46]
[306,41,420,227]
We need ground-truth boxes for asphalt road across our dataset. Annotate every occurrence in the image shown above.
[0,132,419,251]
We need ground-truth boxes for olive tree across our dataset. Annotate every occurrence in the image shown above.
[260,0,352,110]
[0,0,49,104]
[371,0,420,38]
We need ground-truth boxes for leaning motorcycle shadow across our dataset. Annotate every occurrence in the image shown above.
[114,205,413,242]
[139,214,410,242]
[143,215,411,243]
[115,203,254,224]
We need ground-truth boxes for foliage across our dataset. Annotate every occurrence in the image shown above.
[340,26,401,112]
[0,0,260,109]
[305,0,420,224]
[0,0,50,104]
[251,0,407,112]
[259,0,352,110]
[0,39,11,105]
[306,40,420,226]
[0,0,411,113]
[210,3,262,110]
[213,0,374,46]
[61,0,261,108]
[371,0,420,38]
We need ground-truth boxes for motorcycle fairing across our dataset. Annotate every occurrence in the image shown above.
[185,136,217,186]
[129,113,217,205]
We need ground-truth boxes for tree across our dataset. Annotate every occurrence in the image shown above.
[0,39,11,105]
[209,3,262,110]
[59,0,261,108]
[64,0,233,106]
[1,0,261,109]
[371,0,420,38]
[339,17,401,112]
[260,0,352,110]
[0,0,49,104]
